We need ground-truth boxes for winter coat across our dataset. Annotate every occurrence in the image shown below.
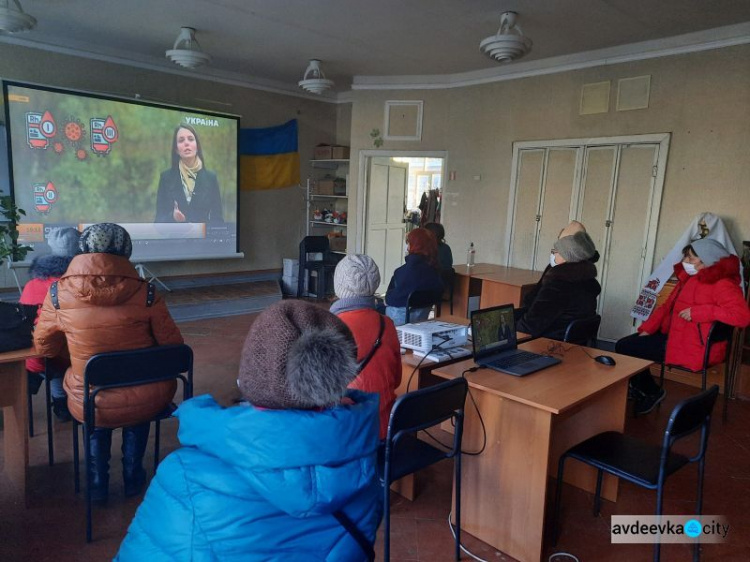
[639,255,750,371]
[155,167,224,223]
[437,242,453,271]
[337,308,402,438]
[33,253,184,427]
[115,391,382,562]
[19,254,74,373]
[517,261,601,341]
[385,253,444,308]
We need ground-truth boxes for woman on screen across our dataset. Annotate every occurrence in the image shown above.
[155,124,224,223]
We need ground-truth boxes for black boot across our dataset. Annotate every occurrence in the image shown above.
[122,423,149,497]
[52,397,72,422]
[88,428,112,505]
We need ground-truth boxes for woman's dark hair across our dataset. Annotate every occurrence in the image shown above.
[170,124,205,169]
[682,244,696,258]
[424,222,445,243]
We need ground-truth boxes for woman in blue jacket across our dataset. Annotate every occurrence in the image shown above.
[116,301,381,561]
[385,227,444,326]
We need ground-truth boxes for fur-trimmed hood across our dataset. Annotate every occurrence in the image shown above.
[673,254,741,285]
[28,254,74,280]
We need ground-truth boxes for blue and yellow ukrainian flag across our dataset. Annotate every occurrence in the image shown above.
[239,119,300,190]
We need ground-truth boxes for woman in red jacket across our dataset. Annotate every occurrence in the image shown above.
[331,254,402,439]
[616,238,750,414]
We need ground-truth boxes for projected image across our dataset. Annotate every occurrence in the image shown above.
[4,83,239,262]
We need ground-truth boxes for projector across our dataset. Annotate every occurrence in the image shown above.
[396,321,468,354]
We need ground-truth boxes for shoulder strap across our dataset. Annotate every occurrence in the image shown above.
[146,282,156,307]
[50,281,60,310]
[332,510,375,562]
[355,314,385,375]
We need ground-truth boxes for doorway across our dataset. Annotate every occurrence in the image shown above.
[356,152,447,294]
[507,134,670,341]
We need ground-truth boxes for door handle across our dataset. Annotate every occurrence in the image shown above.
[605,220,613,227]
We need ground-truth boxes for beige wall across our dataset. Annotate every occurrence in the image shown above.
[0,43,338,288]
[347,44,750,268]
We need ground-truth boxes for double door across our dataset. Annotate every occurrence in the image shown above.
[507,134,670,341]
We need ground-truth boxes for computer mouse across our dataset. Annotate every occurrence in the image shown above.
[594,355,616,366]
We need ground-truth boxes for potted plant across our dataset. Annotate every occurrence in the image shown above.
[0,196,32,267]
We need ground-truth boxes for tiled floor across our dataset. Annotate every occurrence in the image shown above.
[2,307,750,561]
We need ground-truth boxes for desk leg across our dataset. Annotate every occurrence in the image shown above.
[452,275,471,318]
[458,391,551,562]
[0,360,29,494]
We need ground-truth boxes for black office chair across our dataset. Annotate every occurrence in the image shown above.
[563,315,602,347]
[405,288,443,324]
[72,344,194,542]
[379,377,468,561]
[297,236,339,300]
[658,321,733,416]
[27,362,55,466]
[552,385,719,562]
[436,268,456,316]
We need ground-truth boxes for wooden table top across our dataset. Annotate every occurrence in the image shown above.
[432,338,652,415]
[0,346,39,364]
[453,263,542,286]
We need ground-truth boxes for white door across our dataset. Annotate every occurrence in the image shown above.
[365,158,409,294]
[508,134,669,342]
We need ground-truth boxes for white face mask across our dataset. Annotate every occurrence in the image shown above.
[404,242,409,256]
[549,253,558,268]
[683,262,698,276]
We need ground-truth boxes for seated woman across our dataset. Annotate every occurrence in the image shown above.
[616,238,750,415]
[516,231,601,340]
[424,222,453,271]
[331,254,402,439]
[385,228,444,326]
[34,223,183,503]
[19,227,79,421]
[115,301,381,561]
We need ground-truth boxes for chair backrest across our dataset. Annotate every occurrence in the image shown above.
[703,321,734,367]
[299,236,331,264]
[83,344,194,423]
[386,377,468,448]
[440,268,455,296]
[563,315,602,346]
[661,385,719,463]
[405,288,443,323]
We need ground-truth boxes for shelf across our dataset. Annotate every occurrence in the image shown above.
[331,250,346,255]
[311,194,347,200]
[311,159,349,169]
[310,221,347,228]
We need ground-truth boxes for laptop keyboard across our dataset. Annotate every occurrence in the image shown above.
[487,351,539,369]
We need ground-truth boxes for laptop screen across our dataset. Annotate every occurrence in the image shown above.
[471,304,517,359]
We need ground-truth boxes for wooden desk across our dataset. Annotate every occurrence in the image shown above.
[0,346,38,495]
[452,263,541,318]
[431,339,652,562]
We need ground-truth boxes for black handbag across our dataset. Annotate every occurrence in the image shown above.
[0,301,38,353]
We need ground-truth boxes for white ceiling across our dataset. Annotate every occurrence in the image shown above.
[3,0,750,99]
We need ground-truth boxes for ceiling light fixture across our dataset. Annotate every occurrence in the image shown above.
[298,59,334,95]
[166,27,211,69]
[0,0,37,33]
[479,11,532,63]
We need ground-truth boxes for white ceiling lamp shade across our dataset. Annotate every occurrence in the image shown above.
[0,0,37,33]
[479,11,532,63]
[298,59,335,94]
[166,27,211,69]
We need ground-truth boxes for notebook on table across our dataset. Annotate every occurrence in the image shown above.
[470,304,560,376]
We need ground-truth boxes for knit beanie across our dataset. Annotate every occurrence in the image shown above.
[47,227,80,257]
[553,231,597,263]
[691,238,731,267]
[78,223,132,258]
[238,300,358,409]
[334,254,381,299]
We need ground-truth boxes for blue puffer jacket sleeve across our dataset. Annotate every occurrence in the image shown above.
[115,391,382,561]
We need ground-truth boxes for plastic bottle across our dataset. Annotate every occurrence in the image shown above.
[467,242,475,267]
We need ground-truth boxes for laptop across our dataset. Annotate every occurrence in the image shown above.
[470,304,561,376]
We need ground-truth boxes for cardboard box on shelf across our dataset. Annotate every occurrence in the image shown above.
[317,179,335,195]
[329,236,347,252]
[331,146,350,159]
[333,178,347,196]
